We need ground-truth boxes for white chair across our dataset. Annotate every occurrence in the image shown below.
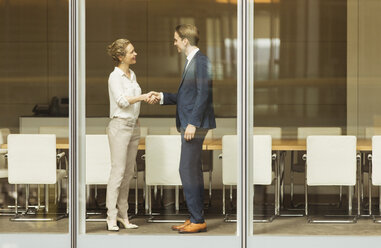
[221,135,276,222]
[368,136,381,220]
[291,127,342,207]
[253,127,282,209]
[39,126,69,138]
[305,136,358,223]
[7,134,67,221]
[85,135,111,221]
[145,135,182,222]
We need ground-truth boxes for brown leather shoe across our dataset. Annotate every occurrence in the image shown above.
[178,222,207,233]
[171,219,191,231]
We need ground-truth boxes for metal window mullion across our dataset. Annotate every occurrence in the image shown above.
[69,0,78,247]
[238,0,252,248]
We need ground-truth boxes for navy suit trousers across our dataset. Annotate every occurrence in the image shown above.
[179,128,208,224]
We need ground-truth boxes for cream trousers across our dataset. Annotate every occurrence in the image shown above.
[106,118,140,220]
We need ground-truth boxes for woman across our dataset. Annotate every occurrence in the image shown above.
[105,39,153,231]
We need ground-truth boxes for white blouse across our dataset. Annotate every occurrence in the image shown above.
[108,67,141,119]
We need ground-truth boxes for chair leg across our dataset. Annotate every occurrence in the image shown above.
[290,169,294,206]
[26,184,29,211]
[148,186,152,215]
[229,185,233,208]
[143,171,146,200]
[135,175,138,215]
[379,186,381,215]
[38,184,41,210]
[339,186,343,207]
[274,178,277,216]
[349,186,353,216]
[15,184,18,215]
[304,181,308,216]
[175,186,179,213]
[145,185,149,214]
[45,185,49,213]
[280,163,284,207]
[223,185,226,215]
[93,185,96,201]
[54,183,57,205]
[369,161,372,215]
[208,171,212,206]
[58,180,62,204]
[154,186,157,200]
[160,186,163,203]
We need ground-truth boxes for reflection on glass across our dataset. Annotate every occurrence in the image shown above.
[85,0,237,235]
[0,0,69,233]
[252,0,381,236]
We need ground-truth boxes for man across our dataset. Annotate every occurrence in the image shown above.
[149,24,216,233]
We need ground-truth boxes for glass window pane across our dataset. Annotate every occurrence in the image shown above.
[82,0,238,241]
[251,0,381,238]
[0,0,69,234]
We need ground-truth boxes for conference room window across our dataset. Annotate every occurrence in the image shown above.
[251,0,381,237]
[0,0,69,233]
[84,0,238,236]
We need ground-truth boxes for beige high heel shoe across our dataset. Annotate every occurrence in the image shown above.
[106,219,119,231]
[116,217,138,229]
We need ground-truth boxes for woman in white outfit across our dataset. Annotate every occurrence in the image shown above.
[106,39,155,231]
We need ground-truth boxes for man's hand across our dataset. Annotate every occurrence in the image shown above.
[145,91,161,104]
[184,124,196,141]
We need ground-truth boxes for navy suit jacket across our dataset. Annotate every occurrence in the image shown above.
[163,50,216,131]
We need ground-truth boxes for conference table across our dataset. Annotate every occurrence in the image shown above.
[0,137,374,151]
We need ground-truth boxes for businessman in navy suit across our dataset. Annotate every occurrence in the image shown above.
[149,24,216,233]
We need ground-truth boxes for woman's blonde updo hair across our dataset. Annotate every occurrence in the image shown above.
[107,39,131,65]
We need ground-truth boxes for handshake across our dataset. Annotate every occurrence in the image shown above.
[143,91,161,104]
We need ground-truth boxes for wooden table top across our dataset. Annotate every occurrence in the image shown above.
[0,138,373,151]
[205,138,373,151]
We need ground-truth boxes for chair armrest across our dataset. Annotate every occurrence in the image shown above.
[272,153,277,160]
[368,154,372,161]
[57,152,66,159]
[356,154,361,160]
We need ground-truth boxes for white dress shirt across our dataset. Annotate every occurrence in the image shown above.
[160,48,200,104]
[108,67,141,119]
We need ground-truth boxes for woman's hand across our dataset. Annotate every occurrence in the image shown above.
[145,91,160,104]
[140,93,150,102]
